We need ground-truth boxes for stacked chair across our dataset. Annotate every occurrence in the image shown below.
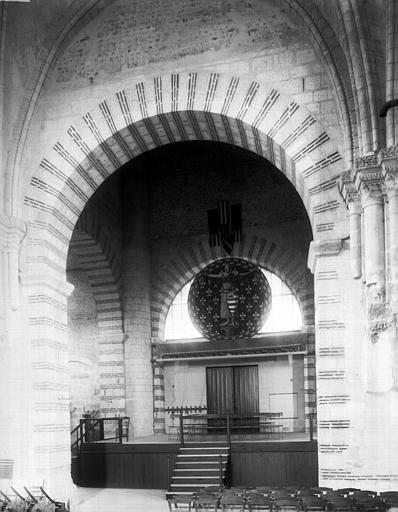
[168,485,398,511]
[0,487,68,512]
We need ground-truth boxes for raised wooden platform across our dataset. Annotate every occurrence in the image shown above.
[74,440,318,489]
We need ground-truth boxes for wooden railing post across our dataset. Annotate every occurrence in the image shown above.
[99,418,104,441]
[118,417,123,443]
[226,412,231,447]
[79,419,84,445]
[167,456,171,492]
[309,412,315,441]
[179,413,184,447]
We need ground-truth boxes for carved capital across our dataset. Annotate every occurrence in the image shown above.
[355,153,379,169]
[307,239,346,273]
[380,145,398,161]
[381,160,398,176]
[0,215,27,311]
[0,214,26,252]
[353,156,384,206]
[339,170,361,211]
[383,169,398,198]
[366,280,396,342]
[369,312,396,343]
[22,272,75,297]
[359,181,385,206]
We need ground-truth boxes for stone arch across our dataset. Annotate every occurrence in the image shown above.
[68,227,125,418]
[21,71,339,492]
[8,0,359,216]
[76,199,121,288]
[151,235,313,341]
[23,72,345,261]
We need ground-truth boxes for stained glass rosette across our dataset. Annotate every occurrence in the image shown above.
[188,258,272,341]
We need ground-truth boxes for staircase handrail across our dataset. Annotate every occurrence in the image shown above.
[71,424,83,452]
[179,413,184,447]
[226,412,231,448]
[167,456,171,492]
[218,454,223,487]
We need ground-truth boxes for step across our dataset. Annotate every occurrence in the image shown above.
[165,491,194,500]
[170,483,222,489]
[173,475,222,481]
[176,457,228,464]
[184,442,229,448]
[176,461,227,469]
[174,473,224,479]
[176,461,226,465]
[180,446,229,451]
[175,469,223,475]
[179,450,229,456]
[177,454,228,459]
[171,475,220,485]
[179,450,229,455]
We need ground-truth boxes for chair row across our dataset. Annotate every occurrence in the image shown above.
[0,486,68,512]
[168,487,398,512]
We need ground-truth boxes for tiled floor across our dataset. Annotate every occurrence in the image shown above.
[73,487,169,511]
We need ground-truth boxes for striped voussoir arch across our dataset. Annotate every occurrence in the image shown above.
[24,71,344,268]
[76,207,121,289]
[151,234,315,434]
[68,229,125,418]
[151,234,314,342]
[21,71,334,464]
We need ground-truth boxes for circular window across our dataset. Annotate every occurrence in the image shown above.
[188,258,272,341]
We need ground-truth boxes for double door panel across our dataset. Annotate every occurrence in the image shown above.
[206,365,259,433]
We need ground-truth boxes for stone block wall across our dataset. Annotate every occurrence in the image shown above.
[2,0,397,502]
[67,268,100,429]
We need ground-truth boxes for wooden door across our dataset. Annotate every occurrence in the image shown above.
[206,366,234,415]
[206,365,259,432]
[233,365,259,415]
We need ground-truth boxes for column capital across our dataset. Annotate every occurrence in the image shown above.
[22,273,75,297]
[353,157,384,207]
[0,214,26,251]
[379,144,398,166]
[307,239,346,274]
[339,170,362,212]
[379,146,398,196]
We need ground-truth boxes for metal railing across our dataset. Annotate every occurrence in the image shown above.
[171,412,317,446]
[165,405,207,415]
[71,416,130,455]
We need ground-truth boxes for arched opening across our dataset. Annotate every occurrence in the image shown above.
[65,139,315,467]
[3,0,393,499]
[21,78,333,491]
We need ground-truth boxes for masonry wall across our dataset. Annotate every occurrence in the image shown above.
[20,0,345,192]
[67,268,100,429]
[163,356,305,434]
[148,142,311,250]
[2,0,397,503]
[144,141,314,338]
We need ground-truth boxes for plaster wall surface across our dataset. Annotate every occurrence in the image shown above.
[163,356,305,433]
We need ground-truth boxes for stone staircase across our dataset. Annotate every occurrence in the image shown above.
[165,442,229,499]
